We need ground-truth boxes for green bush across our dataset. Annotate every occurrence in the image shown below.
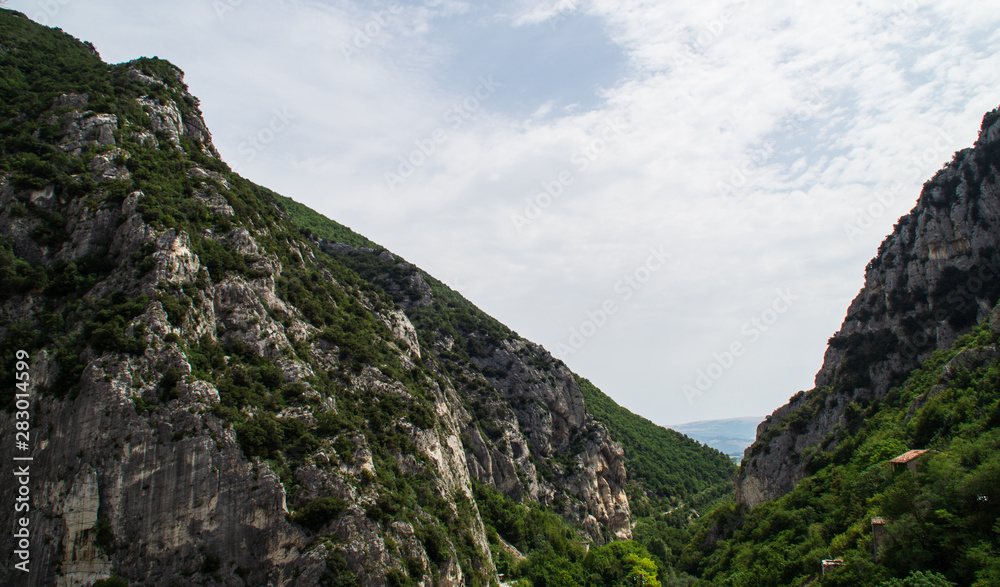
[685,324,1000,586]
[92,575,128,587]
[93,519,115,555]
[234,414,283,459]
[201,553,221,574]
[879,570,956,587]
[158,366,182,402]
[290,497,347,532]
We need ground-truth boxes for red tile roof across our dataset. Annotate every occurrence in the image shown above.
[889,449,933,464]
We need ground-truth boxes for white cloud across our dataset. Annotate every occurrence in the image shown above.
[505,0,579,27]
[7,0,1000,425]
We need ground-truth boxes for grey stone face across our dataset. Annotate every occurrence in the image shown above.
[737,112,1000,507]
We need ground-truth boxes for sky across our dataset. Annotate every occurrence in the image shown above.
[8,0,1000,426]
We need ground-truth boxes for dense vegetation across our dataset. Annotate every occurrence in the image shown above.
[320,241,519,365]
[475,481,698,587]
[577,376,736,515]
[274,193,376,249]
[679,321,1000,586]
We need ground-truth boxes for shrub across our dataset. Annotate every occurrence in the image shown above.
[201,553,221,574]
[290,497,347,532]
[92,576,128,587]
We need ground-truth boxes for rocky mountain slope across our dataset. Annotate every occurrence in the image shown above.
[685,315,1000,585]
[736,106,1000,507]
[0,10,733,586]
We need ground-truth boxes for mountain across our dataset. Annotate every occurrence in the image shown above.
[737,105,1000,508]
[681,314,1000,586]
[669,417,762,462]
[672,106,1000,585]
[0,10,734,586]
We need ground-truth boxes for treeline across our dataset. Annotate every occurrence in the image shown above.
[475,482,697,587]
[576,376,736,514]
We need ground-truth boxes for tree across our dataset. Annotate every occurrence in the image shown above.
[549,570,582,587]
[879,570,956,587]
[624,554,662,587]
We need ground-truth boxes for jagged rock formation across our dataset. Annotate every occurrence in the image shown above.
[322,247,635,542]
[737,107,1000,507]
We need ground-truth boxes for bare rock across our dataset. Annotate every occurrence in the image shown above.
[152,229,201,285]
[138,97,184,147]
[566,426,632,541]
[57,110,118,157]
[989,303,1000,334]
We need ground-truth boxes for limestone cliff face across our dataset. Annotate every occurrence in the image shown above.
[0,154,499,586]
[737,108,1000,507]
[461,338,632,542]
[0,27,631,586]
[324,248,634,543]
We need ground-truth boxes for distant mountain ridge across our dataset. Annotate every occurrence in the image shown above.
[669,416,762,462]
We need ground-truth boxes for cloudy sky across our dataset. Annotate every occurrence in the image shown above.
[10,0,1000,426]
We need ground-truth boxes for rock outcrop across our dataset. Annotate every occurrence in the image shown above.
[326,247,634,543]
[737,107,1000,506]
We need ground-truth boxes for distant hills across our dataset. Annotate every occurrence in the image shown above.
[669,416,762,462]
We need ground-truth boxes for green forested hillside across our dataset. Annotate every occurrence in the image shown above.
[273,193,376,249]
[679,320,1000,586]
[576,376,735,513]
[0,12,109,121]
